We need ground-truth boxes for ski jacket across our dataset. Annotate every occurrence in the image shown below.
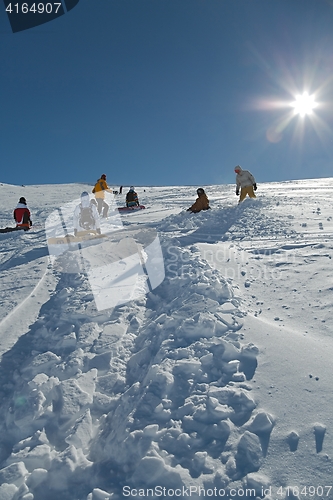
[126,190,139,206]
[188,193,210,213]
[92,178,110,199]
[13,203,32,229]
[235,167,256,189]
[73,198,100,233]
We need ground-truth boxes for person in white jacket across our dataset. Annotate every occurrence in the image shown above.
[234,165,257,202]
[73,192,101,236]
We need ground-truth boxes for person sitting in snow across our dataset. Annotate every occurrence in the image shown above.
[0,197,33,233]
[92,174,113,217]
[187,188,210,213]
[126,186,140,207]
[73,192,101,237]
[234,165,257,202]
[14,197,32,230]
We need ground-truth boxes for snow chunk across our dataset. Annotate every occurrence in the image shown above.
[245,472,271,496]
[65,409,93,451]
[11,389,47,432]
[7,444,53,472]
[177,312,217,340]
[0,484,18,500]
[47,446,92,492]
[131,454,192,488]
[0,462,28,487]
[247,412,275,435]
[96,372,125,394]
[21,351,61,379]
[87,488,113,500]
[236,431,262,474]
[54,379,93,426]
[26,468,48,489]
[78,322,103,348]
[240,343,259,359]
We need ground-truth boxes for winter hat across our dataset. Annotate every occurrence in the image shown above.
[101,174,106,180]
[19,197,26,204]
[130,186,135,191]
[234,165,242,173]
[197,188,205,195]
[81,191,89,198]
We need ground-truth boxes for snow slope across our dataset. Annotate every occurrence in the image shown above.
[0,179,332,500]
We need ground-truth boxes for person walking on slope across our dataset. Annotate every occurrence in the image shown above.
[234,165,257,203]
[187,188,210,213]
[73,192,101,237]
[0,197,32,233]
[126,186,140,207]
[92,174,112,217]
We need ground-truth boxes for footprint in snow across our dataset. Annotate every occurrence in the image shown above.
[314,423,326,453]
[287,430,299,452]
[286,424,326,453]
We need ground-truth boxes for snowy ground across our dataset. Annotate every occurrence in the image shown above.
[0,179,332,500]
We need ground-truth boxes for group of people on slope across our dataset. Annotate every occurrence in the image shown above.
[74,176,140,235]
[91,174,140,218]
[0,166,257,233]
[187,165,256,212]
[0,175,140,235]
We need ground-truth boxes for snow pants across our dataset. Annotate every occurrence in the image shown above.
[96,198,109,217]
[239,185,256,202]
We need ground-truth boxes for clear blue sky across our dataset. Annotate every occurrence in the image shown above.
[1,0,333,187]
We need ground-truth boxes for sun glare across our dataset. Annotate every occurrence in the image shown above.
[291,92,317,117]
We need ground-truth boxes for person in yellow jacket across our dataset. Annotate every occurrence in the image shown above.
[187,188,210,213]
[92,174,112,217]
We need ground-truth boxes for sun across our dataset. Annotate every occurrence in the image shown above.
[291,92,317,117]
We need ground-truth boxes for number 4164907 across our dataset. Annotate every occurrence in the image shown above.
[277,486,332,497]
[6,3,62,14]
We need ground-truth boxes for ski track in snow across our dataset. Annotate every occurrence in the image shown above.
[0,180,332,500]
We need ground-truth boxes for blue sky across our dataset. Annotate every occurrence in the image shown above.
[1,0,333,188]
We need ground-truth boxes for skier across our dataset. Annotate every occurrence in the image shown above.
[73,192,101,237]
[119,186,123,194]
[0,197,32,233]
[92,174,112,217]
[187,188,210,213]
[234,165,257,202]
[126,186,140,207]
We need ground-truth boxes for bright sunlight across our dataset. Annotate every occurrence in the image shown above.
[291,92,317,117]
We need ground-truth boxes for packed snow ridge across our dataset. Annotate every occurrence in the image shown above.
[0,180,332,500]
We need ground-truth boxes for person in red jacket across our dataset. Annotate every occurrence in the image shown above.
[14,197,32,230]
[0,197,32,233]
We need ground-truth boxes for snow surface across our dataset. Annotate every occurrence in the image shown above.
[0,179,332,500]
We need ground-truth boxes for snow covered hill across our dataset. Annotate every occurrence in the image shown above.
[0,179,332,500]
